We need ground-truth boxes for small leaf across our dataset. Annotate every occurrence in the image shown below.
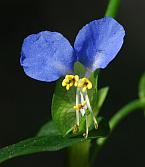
[74,61,86,77]
[139,73,145,100]
[0,117,110,164]
[97,87,109,109]
[88,70,99,101]
[92,87,109,115]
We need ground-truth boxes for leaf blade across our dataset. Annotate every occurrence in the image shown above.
[0,135,83,164]
[0,118,110,164]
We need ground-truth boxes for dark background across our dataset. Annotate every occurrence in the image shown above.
[0,0,145,167]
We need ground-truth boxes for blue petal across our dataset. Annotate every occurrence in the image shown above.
[74,17,125,71]
[20,31,76,82]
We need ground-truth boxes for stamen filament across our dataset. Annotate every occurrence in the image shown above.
[80,91,86,116]
[80,91,89,138]
[83,113,89,139]
[76,88,80,127]
[62,74,98,137]
[84,91,98,129]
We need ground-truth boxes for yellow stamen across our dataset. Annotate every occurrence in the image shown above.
[73,124,79,134]
[62,75,79,90]
[62,80,67,86]
[73,101,87,110]
[82,86,87,92]
[78,77,92,92]
[74,75,79,86]
[66,84,70,90]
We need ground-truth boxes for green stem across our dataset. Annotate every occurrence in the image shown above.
[91,99,145,165]
[105,0,120,18]
[68,141,90,167]
[110,99,145,130]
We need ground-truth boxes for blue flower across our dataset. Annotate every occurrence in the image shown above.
[20,17,125,138]
[20,17,125,82]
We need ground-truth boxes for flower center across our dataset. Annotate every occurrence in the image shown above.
[62,74,98,138]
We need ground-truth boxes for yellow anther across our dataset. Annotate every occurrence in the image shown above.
[62,80,67,86]
[74,104,81,110]
[73,124,79,134]
[78,77,92,92]
[74,75,79,87]
[66,84,70,90]
[87,82,92,89]
[66,75,74,80]
[62,75,79,90]
[73,101,87,111]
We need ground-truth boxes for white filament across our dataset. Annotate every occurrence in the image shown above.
[84,91,98,126]
[76,88,80,126]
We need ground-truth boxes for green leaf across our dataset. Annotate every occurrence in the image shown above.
[139,73,145,100]
[37,121,61,137]
[74,61,86,77]
[0,118,110,164]
[92,87,109,115]
[97,87,109,110]
[0,135,83,164]
[87,70,99,101]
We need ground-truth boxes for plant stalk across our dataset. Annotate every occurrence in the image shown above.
[68,140,90,167]
[105,0,121,18]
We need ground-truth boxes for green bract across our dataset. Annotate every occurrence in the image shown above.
[52,62,109,136]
